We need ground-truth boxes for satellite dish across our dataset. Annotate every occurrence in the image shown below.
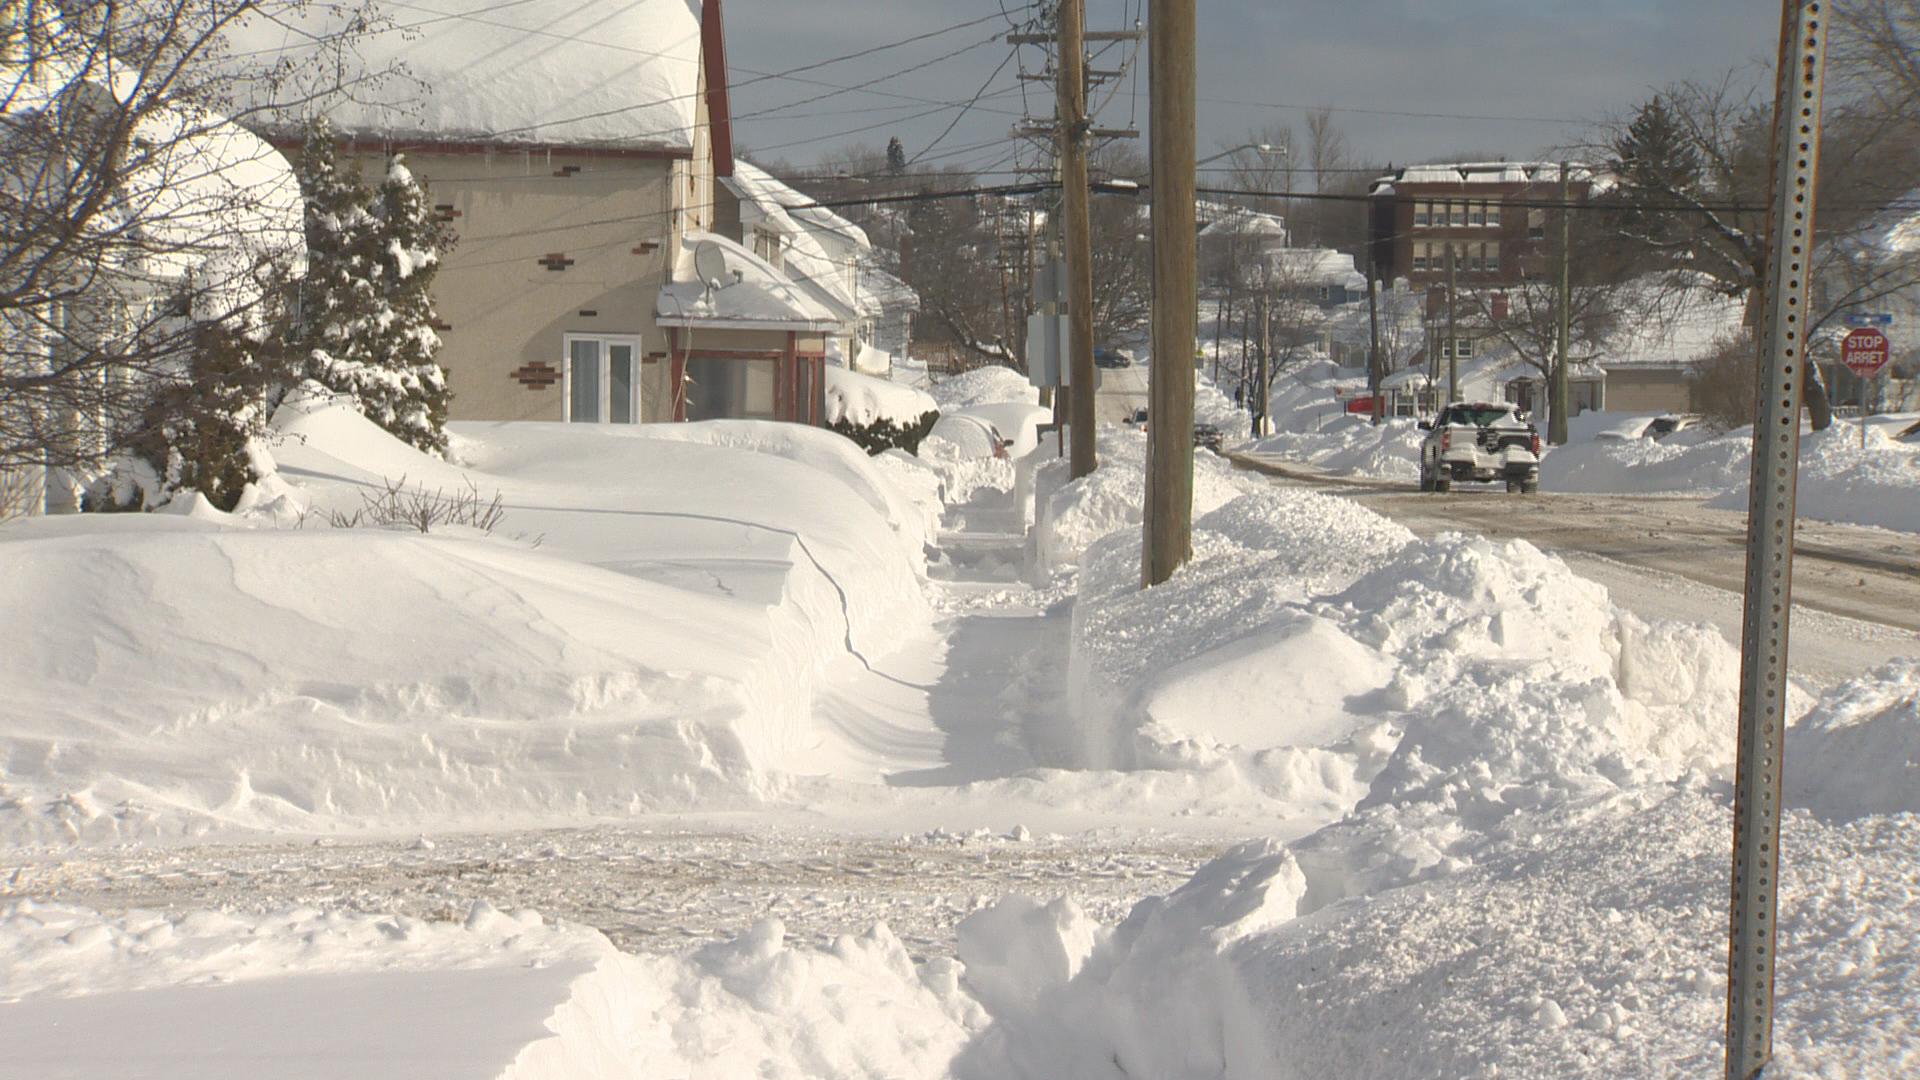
[693,240,731,290]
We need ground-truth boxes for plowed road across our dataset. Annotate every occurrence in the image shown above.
[1232,452,1920,686]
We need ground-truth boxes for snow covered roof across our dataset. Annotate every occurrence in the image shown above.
[1599,276,1745,370]
[1265,248,1366,290]
[723,161,868,319]
[4,79,303,328]
[1198,206,1288,241]
[222,0,703,151]
[656,230,839,330]
[1370,161,1605,195]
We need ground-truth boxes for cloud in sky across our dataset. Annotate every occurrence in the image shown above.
[722,0,1777,174]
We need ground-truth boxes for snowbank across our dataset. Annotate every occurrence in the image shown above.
[0,901,983,1080]
[0,397,934,842]
[1029,428,1257,575]
[823,365,938,427]
[1248,412,1424,481]
[926,366,1039,409]
[954,490,1920,1080]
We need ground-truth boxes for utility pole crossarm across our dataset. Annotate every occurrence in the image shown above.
[1008,30,1144,43]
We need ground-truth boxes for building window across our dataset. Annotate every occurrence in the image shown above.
[1469,202,1486,227]
[1413,201,1430,227]
[1450,202,1467,226]
[1527,208,1546,240]
[1456,337,1474,359]
[1411,242,1428,272]
[1487,201,1503,226]
[752,227,782,268]
[564,334,642,423]
[1485,245,1501,272]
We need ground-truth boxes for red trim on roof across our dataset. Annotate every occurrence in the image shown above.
[702,0,735,179]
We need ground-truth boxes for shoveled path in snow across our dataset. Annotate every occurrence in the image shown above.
[3,478,1226,958]
[1233,453,1920,685]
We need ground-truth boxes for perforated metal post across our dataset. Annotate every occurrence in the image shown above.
[1726,4,1827,1078]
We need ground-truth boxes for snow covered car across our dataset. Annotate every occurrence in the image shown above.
[1417,402,1542,494]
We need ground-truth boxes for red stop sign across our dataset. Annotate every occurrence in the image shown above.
[1843,327,1891,377]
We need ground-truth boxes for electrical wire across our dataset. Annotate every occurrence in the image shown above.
[908,47,1020,165]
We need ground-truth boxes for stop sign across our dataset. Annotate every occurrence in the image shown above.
[1842,327,1891,377]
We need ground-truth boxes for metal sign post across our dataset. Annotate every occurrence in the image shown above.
[1726,3,1827,1078]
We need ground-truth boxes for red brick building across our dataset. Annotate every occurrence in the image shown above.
[1367,162,1593,287]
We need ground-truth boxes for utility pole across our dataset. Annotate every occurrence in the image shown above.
[1256,293,1271,436]
[1057,0,1097,478]
[1725,4,1827,1077]
[1445,243,1459,403]
[1143,0,1195,588]
[1367,255,1384,425]
[1551,160,1572,444]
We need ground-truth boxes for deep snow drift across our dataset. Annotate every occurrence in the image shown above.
[5,381,1919,1079]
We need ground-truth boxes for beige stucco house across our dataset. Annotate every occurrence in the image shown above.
[238,0,831,426]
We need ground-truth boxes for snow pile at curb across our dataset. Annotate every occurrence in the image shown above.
[823,366,939,427]
[0,901,983,1080]
[1705,422,1920,533]
[1540,423,1747,496]
[1029,429,1255,574]
[962,501,1920,1078]
[925,366,1039,410]
[1249,413,1424,480]
[0,400,934,842]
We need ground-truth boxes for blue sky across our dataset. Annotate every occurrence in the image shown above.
[721,0,1778,179]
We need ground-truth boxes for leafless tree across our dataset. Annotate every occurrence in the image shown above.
[2,0,392,512]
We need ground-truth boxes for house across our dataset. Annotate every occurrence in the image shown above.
[233,0,833,427]
[1198,205,1289,285]
[1262,247,1367,307]
[714,160,918,376]
[2,58,303,515]
[1367,162,1596,287]
[1597,277,1745,414]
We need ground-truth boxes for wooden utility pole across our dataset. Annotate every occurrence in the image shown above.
[1256,294,1271,436]
[1367,255,1384,424]
[1143,0,1195,587]
[1725,4,1827,1077]
[1445,243,1459,403]
[1058,0,1097,478]
[1551,160,1572,444]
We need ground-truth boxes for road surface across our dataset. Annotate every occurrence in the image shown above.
[1231,451,1920,686]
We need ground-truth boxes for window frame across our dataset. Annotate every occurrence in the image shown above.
[562,332,644,424]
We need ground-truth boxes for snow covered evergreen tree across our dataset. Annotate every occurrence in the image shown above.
[295,119,455,454]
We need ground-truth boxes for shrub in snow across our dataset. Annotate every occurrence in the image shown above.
[827,409,939,455]
[294,118,454,455]
[121,319,294,512]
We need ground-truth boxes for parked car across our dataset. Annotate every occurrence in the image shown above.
[1122,407,1224,453]
[1417,401,1542,494]
[924,413,1009,459]
[1094,347,1134,369]
[1642,414,1699,440]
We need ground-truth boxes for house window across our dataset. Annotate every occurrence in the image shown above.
[752,227,782,268]
[1456,337,1474,359]
[1413,201,1431,227]
[565,334,641,423]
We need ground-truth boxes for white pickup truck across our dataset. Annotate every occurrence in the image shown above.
[1417,401,1542,494]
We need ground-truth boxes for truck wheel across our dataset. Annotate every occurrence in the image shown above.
[1420,469,1436,493]
[1521,479,1539,495]
[1505,479,1520,494]
[1434,475,1451,494]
